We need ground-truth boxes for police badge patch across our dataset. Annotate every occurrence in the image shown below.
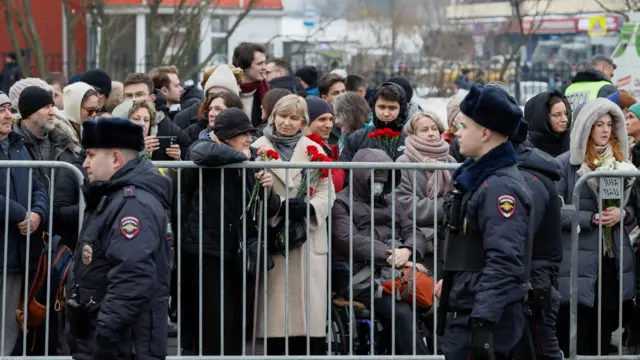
[82,244,93,265]
[120,216,140,239]
[498,195,516,218]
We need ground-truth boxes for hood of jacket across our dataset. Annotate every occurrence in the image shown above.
[351,148,401,201]
[268,76,306,97]
[83,157,172,210]
[180,84,203,106]
[524,90,571,157]
[570,69,612,85]
[63,82,95,125]
[515,145,562,182]
[570,98,628,165]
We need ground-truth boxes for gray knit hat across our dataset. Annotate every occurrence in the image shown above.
[9,77,53,110]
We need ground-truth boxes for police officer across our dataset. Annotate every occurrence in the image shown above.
[435,84,532,360]
[564,55,617,119]
[65,117,172,360]
[510,119,564,360]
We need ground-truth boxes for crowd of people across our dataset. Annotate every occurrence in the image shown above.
[0,44,638,359]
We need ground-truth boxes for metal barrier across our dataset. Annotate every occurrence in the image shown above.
[0,161,85,359]
[569,170,640,360]
[2,159,637,360]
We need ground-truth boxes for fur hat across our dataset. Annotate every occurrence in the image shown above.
[511,118,529,144]
[569,98,628,166]
[460,84,522,136]
[203,65,240,95]
[9,77,52,110]
[81,117,145,151]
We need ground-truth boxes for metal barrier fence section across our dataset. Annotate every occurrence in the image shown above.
[0,160,638,360]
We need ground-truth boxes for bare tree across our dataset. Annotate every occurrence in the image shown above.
[594,0,637,21]
[63,0,86,75]
[498,0,550,81]
[1,0,47,75]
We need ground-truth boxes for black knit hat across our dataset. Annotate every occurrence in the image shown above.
[295,66,319,89]
[460,84,522,136]
[213,108,256,141]
[80,69,112,97]
[305,96,333,122]
[81,117,145,151]
[18,86,54,120]
[387,76,414,102]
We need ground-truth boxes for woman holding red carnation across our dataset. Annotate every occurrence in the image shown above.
[396,111,456,268]
[251,94,335,355]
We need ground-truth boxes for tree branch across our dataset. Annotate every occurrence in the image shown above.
[593,0,630,21]
[1,0,27,72]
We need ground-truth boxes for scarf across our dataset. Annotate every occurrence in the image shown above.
[404,135,453,198]
[262,124,302,162]
[577,143,633,205]
[239,79,269,102]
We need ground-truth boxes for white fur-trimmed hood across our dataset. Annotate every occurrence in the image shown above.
[570,98,628,166]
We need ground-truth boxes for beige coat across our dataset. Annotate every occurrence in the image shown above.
[252,135,335,338]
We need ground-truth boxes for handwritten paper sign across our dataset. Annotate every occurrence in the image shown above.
[600,177,622,200]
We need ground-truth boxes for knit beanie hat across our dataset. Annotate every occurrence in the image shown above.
[295,66,319,89]
[446,95,462,128]
[628,103,640,120]
[607,90,637,112]
[80,69,112,97]
[460,84,522,136]
[0,91,9,107]
[18,86,54,120]
[387,76,414,102]
[63,82,95,125]
[9,77,52,110]
[304,96,333,122]
[204,65,240,95]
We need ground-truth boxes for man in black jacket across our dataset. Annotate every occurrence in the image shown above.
[511,119,564,360]
[340,82,407,162]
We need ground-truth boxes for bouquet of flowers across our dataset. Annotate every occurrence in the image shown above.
[368,128,402,159]
[593,157,636,258]
[273,145,331,250]
[244,147,279,221]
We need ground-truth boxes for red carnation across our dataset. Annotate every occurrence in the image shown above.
[307,134,324,146]
[306,145,319,156]
[309,187,315,197]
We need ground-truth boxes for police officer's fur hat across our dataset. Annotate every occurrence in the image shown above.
[81,117,145,152]
[460,84,522,136]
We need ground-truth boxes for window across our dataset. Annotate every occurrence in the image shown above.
[211,16,228,34]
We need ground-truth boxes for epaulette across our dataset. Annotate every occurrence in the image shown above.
[123,185,136,198]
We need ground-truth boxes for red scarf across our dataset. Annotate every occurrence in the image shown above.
[239,79,269,102]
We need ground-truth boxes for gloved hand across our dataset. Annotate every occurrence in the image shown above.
[280,198,314,220]
[469,319,495,360]
[95,327,118,359]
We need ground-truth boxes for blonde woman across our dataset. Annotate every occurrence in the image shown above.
[396,111,456,263]
[252,94,335,355]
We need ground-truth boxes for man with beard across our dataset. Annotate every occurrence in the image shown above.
[14,86,77,186]
[340,82,407,162]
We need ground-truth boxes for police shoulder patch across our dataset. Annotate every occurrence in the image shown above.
[497,195,516,218]
[120,216,140,239]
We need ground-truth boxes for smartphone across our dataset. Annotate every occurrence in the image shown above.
[154,136,178,161]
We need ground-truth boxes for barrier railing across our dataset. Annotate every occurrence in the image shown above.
[1,160,638,360]
[569,170,640,360]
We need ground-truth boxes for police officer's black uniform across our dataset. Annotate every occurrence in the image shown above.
[511,120,564,360]
[438,85,532,360]
[65,118,172,360]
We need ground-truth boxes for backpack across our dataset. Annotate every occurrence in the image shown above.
[16,233,73,332]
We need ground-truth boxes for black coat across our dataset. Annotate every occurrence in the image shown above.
[183,141,281,260]
[180,84,203,110]
[173,102,201,130]
[268,76,306,97]
[185,118,208,144]
[53,150,87,250]
[0,62,21,94]
[515,145,563,289]
[525,90,571,158]
[68,158,172,359]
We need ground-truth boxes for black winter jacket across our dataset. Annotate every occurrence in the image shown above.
[53,150,87,250]
[173,102,201,130]
[153,111,192,160]
[183,141,281,260]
